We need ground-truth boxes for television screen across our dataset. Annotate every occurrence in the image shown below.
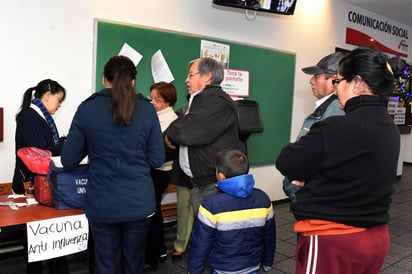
[213,0,297,15]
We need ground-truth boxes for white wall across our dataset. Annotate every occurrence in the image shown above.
[0,0,409,200]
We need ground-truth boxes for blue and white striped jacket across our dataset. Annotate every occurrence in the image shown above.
[188,174,276,274]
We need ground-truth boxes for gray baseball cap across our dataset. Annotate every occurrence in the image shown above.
[301,52,345,75]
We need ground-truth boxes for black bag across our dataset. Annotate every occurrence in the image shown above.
[48,161,88,209]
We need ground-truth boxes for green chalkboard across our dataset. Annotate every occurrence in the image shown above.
[94,19,295,165]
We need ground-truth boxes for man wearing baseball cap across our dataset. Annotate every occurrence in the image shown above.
[283,52,346,202]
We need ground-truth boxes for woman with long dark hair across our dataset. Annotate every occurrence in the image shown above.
[62,55,165,274]
[13,79,68,274]
[13,79,66,194]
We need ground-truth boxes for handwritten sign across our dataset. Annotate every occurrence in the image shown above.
[221,68,250,97]
[27,214,88,262]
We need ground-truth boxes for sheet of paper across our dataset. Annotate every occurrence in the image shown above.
[0,201,26,207]
[26,198,39,205]
[8,194,26,199]
[151,50,174,83]
[118,43,143,66]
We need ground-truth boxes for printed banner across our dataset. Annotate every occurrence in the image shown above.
[345,6,410,57]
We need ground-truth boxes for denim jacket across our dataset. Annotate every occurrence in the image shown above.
[296,94,344,140]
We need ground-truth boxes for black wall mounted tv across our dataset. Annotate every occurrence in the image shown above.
[213,0,297,15]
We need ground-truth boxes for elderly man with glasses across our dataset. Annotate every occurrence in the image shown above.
[282,52,345,202]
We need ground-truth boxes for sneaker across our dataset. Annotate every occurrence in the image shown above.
[159,253,168,262]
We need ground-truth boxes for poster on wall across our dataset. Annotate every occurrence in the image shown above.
[200,40,230,68]
[345,6,409,58]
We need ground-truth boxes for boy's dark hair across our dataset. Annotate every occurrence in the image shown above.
[215,149,249,179]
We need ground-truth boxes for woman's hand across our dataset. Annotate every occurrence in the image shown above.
[291,180,305,187]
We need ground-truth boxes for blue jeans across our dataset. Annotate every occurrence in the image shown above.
[90,218,151,274]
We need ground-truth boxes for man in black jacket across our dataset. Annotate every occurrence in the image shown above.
[166,57,245,217]
[282,52,345,202]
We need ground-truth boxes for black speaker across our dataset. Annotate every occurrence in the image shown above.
[235,100,263,141]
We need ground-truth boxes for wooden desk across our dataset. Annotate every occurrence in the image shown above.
[0,195,84,230]
[0,195,93,272]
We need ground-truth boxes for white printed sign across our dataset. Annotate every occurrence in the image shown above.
[200,40,230,68]
[345,5,410,57]
[394,107,406,125]
[221,68,250,97]
[387,102,398,115]
[27,214,89,262]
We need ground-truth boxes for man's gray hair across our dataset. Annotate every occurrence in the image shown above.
[188,57,224,85]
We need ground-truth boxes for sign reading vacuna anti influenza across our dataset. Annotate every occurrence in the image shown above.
[27,214,89,262]
[345,6,410,58]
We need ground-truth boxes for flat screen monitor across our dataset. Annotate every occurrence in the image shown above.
[213,0,297,15]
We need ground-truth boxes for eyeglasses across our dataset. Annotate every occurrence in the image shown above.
[332,77,346,86]
[149,96,165,104]
[187,72,200,78]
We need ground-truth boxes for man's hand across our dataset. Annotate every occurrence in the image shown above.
[165,135,176,149]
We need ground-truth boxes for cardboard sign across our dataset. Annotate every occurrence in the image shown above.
[27,214,88,262]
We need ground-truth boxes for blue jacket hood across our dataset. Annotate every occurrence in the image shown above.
[217,174,255,198]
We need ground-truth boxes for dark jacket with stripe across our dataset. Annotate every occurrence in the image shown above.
[188,174,276,274]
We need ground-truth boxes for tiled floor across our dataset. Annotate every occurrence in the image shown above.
[1,164,412,273]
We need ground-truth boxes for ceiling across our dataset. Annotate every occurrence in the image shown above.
[342,0,412,27]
